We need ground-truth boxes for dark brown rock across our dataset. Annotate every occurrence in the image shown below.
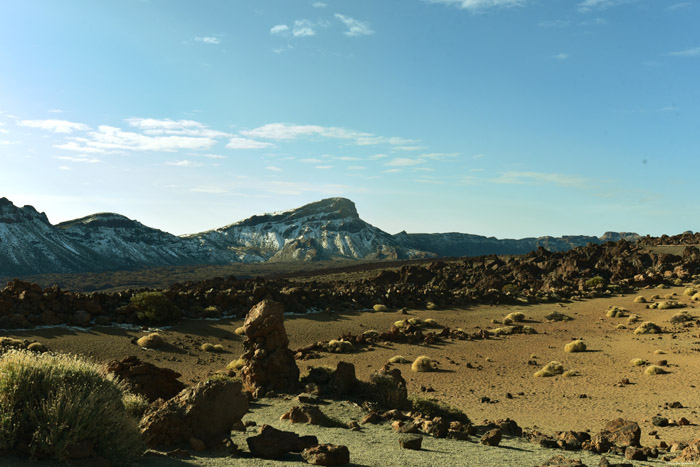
[480,428,502,446]
[331,361,358,395]
[399,435,422,450]
[139,377,248,448]
[602,419,641,447]
[280,405,329,426]
[246,424,318,459]
[540,455,587,466]
[301,444,350,466]
[624,446,647,461]
[105,356,186,402]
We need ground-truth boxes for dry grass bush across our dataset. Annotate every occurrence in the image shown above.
[410,397,470,424]
[200,343,224,352]
[326,339,354,353]
[373,304,388,312]
[665,292,677,299]
[0,350,143,463]
[692,292,700,302]
[645,365,668,375]
[26,342,46,352]
[362,329,380,339]
[627,314,640,324]
[633,296,648,304]
[131,291,180,324]
[562,370,580,377]
[634,322,662,334]
[564,340,587,353]
[491,326,515,336]
[630,358,646,366]
[393,320,407,328]
[606,306,628,318]
[388,355,409,364]
[227,357,246,372]
[122,392,149,419]
[651,294,661,300]
[658,300,684,310]
[136,333,165,349]
[670,311,693,324]
[684,287,698,297]
[411,356,433,372]
[534,361,564,378]
[426,301,438,310]
[423,318,439,327]
[545,311,572,322]
[369,372,408,410]
[234,326,246,336]
[505,311,525,322]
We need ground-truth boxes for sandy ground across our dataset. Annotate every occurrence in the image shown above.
[3,285,699,465]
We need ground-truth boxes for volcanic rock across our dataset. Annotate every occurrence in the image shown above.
[246,425,318,459]
[301,444,350,466]
[105,356,186,402]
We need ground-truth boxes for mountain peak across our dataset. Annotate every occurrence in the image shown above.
[0,197,50,224]
[56,212,145,230]
[233,197,359,228]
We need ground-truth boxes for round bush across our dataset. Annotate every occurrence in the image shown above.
[136,333,165,349]
[564,340,587,353]
[633,296,647,304]
[645,365,668,375]
[534,361,564,378]
[411,356,433,372]
[0,350,143,463]
[373,304,388,312]
[131,291,180,324]
[389,355,409,364]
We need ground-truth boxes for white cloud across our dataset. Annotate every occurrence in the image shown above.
[265,165,283,172]
[190,186,228,193]
[58,166,71,171]
[418,152,459,159]
[334,14,374,37]
[0,140,18,145]
[491,171,587,187]
[62,125,216,153]
[302,158,323,163]
[383,168,402,173]
[126,118,229,138]
[293,19,318,37]
[195,36,221,45]
[472,153,485,159]
[19,119,89,133]
[166,160,205,167]
[385,157,425,167]
[193,153,228,159]
[54,155,101,163]
[347,165,366,170]
[553,52,569,60]
[425,0,527,12]
[312,2,327,7]
[393,145,427,151]
[667,2,691,10]
[669,47,700,57]
[226,137,274,149]
[315,165,333,169]
[370,154,387,159]
[580,17,607,25]
[47,109,63,114]
[577,0,636,13]
[270,24,289,35]
[537,19,570,28]
[241,122,416,146]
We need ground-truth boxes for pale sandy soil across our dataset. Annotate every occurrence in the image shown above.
[3,285,699,465]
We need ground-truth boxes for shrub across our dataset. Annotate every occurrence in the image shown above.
[692,292,700,302]
[684,287,698,297]
[633,296,648,304]
[369,371,408,409]
[645,365,668,375]
[606,306,628,318]
[0,350,143,463]
[407,318,424,327]
[388,355,409,364]
[502,284,519,295]
[423,318,439,327]
[326,339,354,353]
[201,343,224,352]
[564,340,586,353]
[426,301,438,310]
[630,358,646,366]
[131,291,180,324]
[373,304,388,312]
[362,329,380,339]
[505,312,525,323]
[634,322,662,334]
[627,314,640,324]
[411,356,433,372]
[658,300,684,310]
[534,361,564,377]
[26,342,46,352]
[562,370,580,377]
[234,326,246,336]
[393,320,407,328]
[585,276,605,289]
[545,311,572,322]
[410,397,470,424]
[491,326,515,336]
[671,311,693,324]
[227,357,246,371]
[136,333,165,349]
[651,294,661,300]
[122,392,149,419]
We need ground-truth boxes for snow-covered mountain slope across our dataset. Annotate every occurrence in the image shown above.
[185,198,430,261]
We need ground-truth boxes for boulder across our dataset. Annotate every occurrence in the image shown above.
[240,300,300,393]
[331,361,358,395]
[139,377,248,448]
[301,444,350,466]
[602,419,641,447]
[399,435,422,450]
[105,356,186,402]
[246,425,318,459]
[280,405,329,426]
[480,428,502,446]
[540,455,587,467]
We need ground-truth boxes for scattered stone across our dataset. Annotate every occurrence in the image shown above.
[480,428,502,446]
[540,455,587,467]
[301,444,350,466]
[361,412,384,425]
[624,446,647,461]
[280,405,331,426]
[652,416,669,427]
[246,425,318,459]
[188,437,206,451]
[105,356,186,402]
[399,435,423,450]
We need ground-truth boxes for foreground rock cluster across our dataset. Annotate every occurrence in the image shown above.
[2,236,700,329]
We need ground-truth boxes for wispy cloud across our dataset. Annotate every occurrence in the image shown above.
[667,2,691,10]
[266,165,283,172]
[241,123,416,146]
[669,47,700,57]
[491,171,587,187]
[47,109,63,114]
[419,152,459,159]
[126,118,229,138]
[580,17,607,25]
[193,153,227,159]
[293,19,319,37]
[312,1,327,7]
[385,157,425,167]
[472,153,485,159]
[190,186,228,193]
[553,52,569,60]
[194,36,221,45]
[54,155,101,163]
[270,24,289,35]
[166,160,205,167]
[226,137,274,149]
[394,145,427,151]
[425,0,528,12]
[334,14,374,37]
[577,0,636,13]
[60,125,216,153]
[19,119,89,133]
[537,19,570,28]
[315,165,333,169]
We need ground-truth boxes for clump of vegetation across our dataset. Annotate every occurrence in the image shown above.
[394,320,408,328]
[627,314,640,325]
[423,318,439,327]
[369,372,408,409]
[658,300,684,310]
[673,278,684,286]
[326,339,354,353]
[564,340,587,353]
[490,326,515,336]
[411,356,433,372]
[388,355,409,364]
[630,358,646,366]
[410,397,470,424]
[200,343,224,352]
[633,296,648,304]
[670,311,693,324]
[122,392,149,419]
[26,342,46,352]
[202,305,221,318]
[585,276,606,289]
[502,284,519,295]
[664,293,677,299]
[0,350,143,462]
[373,304,388,312]
[534,361,564,378]
[684,287,698,297]
[521,325,537,334]
[545,311,572,322]
[407,318,425,327]
[606,306,628,318]
[650,294,661,300]
[136,333,165,349]
[504,311,525,324]
[426,301,438,310]
[645,365,668,375]
[562,370,580,377]
[634,321,662,334]
[227,357,246,371]
[234,326,246,336]
[654,349,665,355]
[131,291,180,324]
[362,329,380,339]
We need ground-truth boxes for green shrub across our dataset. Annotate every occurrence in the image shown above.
[606,306,628,318]
[505,311,525,323]
[645,365,668,375]
[634,321,662,334]
[585,276,605,289]
[411,356,433,372]
[136,333,165,349]
[326,339,354,353]
[122,392,149,419]
[0,350,143,463]
[630,358,646,366]
[410,397,470,424]
[564,340,587,353]
[388,355,409,364]
[545,311,572,322]
[633,296,647,304]
[131,291,180,324]
[534,361,564,377]
[369,372,408,409]
[373,304,388,312]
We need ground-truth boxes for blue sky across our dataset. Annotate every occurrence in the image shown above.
[0,0,698,238]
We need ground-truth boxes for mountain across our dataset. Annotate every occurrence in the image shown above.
[0,196,640,277]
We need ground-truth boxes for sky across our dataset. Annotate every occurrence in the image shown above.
[0,0,698,238]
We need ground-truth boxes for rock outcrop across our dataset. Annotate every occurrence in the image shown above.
[105,356,186,402]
